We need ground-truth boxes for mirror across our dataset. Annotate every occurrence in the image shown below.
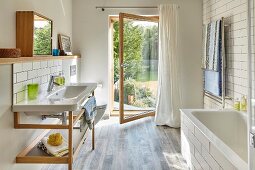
[33,14,52,55]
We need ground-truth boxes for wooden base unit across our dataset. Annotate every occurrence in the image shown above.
[14,110,95,170]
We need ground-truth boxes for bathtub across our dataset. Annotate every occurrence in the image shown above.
[180,109,248,170]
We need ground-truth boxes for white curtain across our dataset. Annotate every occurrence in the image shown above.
[155,4,182,128]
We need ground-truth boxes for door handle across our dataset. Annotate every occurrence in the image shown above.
[120,63,128,67]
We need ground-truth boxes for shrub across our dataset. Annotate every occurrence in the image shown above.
[136,86,152,99]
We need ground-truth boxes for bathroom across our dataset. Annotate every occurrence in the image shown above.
[0,0,254,170]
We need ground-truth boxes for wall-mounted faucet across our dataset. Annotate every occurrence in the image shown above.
[47,75,62,92]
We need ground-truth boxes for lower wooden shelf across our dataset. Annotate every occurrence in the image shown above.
[16,125,90,164]
[15,109,91,164]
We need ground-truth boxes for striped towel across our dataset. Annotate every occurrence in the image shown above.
[81,96,97,130]
[202,19,222,72]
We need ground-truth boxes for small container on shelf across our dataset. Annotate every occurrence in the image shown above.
[52,49,60,56]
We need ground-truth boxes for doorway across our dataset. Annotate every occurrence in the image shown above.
[109,13,159,124]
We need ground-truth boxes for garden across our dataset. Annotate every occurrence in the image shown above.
[113,20,158,109]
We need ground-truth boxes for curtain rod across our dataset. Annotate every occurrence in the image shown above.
[96,6,180,10]
[96,6,158,9]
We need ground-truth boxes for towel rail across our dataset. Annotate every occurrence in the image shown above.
[203,17,227,109]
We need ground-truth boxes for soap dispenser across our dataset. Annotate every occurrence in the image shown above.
[240,95,247,112]
[234,98,240,111]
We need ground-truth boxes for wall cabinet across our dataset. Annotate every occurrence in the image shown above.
[16,11,53,57]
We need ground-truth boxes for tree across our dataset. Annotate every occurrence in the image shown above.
[141,26,159,81]
[113,21,143,83]
[34,23,51,55]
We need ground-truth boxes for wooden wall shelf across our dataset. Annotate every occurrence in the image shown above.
[0,55,80,65]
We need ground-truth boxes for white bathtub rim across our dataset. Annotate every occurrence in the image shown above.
[180,109,248,170]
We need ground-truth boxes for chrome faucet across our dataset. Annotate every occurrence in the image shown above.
[47,75,61,92]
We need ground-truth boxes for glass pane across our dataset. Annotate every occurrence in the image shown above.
[113,18,158,114]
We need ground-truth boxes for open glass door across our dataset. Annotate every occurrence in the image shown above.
[118,13,159,124]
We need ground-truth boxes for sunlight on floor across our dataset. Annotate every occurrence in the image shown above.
[163,152,189,170]
[181,130,192,169]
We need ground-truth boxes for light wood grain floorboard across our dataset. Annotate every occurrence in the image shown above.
[42,117,188,170]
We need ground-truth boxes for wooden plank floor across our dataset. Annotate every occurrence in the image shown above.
[42,117,188,170]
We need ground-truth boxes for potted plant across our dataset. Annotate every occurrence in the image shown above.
[124,78,136,105]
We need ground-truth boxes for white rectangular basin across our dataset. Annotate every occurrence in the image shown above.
[12,83,97,113]
[47,86,88,100]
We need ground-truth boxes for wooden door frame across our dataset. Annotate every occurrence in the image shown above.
[108,16,115,115]
[119,13,159,124]
[108,15,158,116]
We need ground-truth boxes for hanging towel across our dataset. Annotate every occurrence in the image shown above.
[81,96,97,130]
[204,70,222,96]
[202,19,222,72]
[202,24,208,69]
[213,20,222,71]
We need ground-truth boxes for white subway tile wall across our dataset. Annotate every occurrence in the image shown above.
[203,0,248,109]
[13,60,63,104]
[181,113,237,169]
[16,72,28,83]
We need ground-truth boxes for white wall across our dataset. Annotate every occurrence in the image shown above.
[0,0,72,169]
[72,0,204,108]
[0,0,72,48]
